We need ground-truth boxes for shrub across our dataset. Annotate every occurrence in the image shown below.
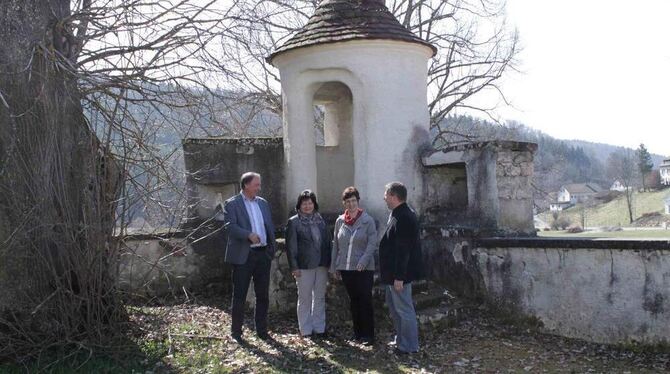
[594,190,620,203]
[567,225,584,233]
[550,216,571,230]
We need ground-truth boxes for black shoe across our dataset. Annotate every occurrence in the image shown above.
[231,333,245,344]
[313,332,328,339]
[257,332,273,341]
[393,347,417,355]
[360,337,375,346]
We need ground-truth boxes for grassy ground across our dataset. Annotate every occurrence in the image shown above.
[3,297,668,373]
[538,229,670,239]
[539,188,670,228]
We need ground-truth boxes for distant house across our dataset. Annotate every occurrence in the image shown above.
[610,180,629,192]
[660,158,670,186]
[550,183,603,211]
[558,183,604,203]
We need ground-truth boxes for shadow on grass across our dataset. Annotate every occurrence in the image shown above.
[0,305,173,374]
[0,334,167,374]
[1,292,438,373]
[234,301,435,373]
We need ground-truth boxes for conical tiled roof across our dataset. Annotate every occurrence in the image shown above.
[268,0,436,63]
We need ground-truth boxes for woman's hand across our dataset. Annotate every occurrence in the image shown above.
[356,264,365,271]
[292,270,301,278]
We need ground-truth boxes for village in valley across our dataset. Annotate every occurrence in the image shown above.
[1,0,669,373]
[539,154,670,237]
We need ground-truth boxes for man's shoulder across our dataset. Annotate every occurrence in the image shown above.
[256,196,272,210]
[225,194,242,205]
[255,196,269,204]
[393,204,417,223]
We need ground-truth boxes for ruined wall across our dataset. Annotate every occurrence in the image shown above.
[182,138,287,226]
[420,227,481,297]
[495,146,535,235]
[421,141,537,236]
[119,235,296,312]
[425,234,670,344]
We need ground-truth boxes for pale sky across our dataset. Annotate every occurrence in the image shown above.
[490,0,670,156]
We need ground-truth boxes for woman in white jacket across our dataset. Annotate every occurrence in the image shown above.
[330,186,378,345]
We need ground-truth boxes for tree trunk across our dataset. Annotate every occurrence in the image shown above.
[625,191,634,224]
[0,0,122,360]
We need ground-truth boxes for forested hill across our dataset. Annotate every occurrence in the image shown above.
[566,139,665,168]
[434,115,667,198]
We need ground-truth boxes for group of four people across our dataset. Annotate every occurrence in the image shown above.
[219,172,423,354]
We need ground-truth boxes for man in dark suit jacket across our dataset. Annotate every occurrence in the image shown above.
[379,181,424,354]
[218,172,276,342]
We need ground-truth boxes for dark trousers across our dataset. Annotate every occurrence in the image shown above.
[231,249,271,336]
[340,270,375,340]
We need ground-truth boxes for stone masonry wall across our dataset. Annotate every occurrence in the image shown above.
[421,141,537,236]
[495,146,535,235]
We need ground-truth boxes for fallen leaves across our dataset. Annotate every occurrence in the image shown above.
[126,296,670,373]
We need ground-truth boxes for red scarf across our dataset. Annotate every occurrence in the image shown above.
[344,208,363,226]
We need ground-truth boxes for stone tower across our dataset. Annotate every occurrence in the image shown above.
[268,0,436,222]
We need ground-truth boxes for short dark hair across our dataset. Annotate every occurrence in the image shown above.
[295,190,319,212]
[240,172,261,190]
[385,182,407,201]
[341,186,360,201]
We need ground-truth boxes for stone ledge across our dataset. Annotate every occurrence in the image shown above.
[182,137,283,146]
[431,140,538,154]
[477,237,670,250]
[119,229,190,241]
[422,140,538,167]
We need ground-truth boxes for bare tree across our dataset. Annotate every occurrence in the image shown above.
[217,0,519,146]
[606,149,637,224]
[0,0,518,363]
[0,0,235,362]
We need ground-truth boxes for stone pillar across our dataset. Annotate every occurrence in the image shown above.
[282,85,318,207]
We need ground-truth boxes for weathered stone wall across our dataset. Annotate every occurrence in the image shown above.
[420,227,481,297]
[119,235,296,312]
[425,234,670,344]
[182,137,287,226]
[495,146,535,235]
[421,141,537,236]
